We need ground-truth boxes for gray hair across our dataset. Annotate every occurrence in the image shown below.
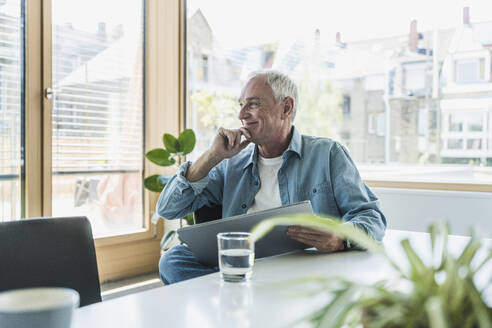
[247,69,299,121]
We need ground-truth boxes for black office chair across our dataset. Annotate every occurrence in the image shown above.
[194,204,222,224]
[0,216,101,307]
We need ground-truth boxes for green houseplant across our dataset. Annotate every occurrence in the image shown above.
[144,129,196,251]
[251,215,492,328]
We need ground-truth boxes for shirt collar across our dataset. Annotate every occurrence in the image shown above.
[284,125,302,159]
[242,126,302,170]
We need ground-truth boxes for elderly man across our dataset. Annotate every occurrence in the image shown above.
[157,70,386,285]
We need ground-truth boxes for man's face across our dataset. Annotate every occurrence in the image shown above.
[237,77,286,145]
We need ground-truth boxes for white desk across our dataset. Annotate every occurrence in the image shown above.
[72,230,491,328]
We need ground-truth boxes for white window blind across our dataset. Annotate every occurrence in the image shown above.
[52,23,144,173]
[51,0,145,236]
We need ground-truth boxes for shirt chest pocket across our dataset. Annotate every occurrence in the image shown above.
[297,181,332,201]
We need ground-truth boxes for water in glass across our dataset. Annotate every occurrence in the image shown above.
[219,248,254,281]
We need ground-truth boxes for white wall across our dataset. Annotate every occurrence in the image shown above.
[373,187,492,238]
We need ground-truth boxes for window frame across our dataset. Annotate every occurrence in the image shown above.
[451,52,491,86]
[23,0,184,282]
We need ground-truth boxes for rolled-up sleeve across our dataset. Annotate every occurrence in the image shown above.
[330,143,387,241]
[156,161,224,220]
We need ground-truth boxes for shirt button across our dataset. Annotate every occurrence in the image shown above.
[241,204,247,209]
[313,188,317,193]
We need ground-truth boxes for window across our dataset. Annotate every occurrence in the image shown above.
[186,1,492,186]
[448,139,463,150]
[467,139,482,150]
[418,108,427,136]
[201,54,209,82]
[0,0,178,282]
[51,0,144,236]
[342,95,351,117]
[442,112,487,154]
[448,114,464,132]
[340,131,350,146]
[368,114,376,134]
[404,63,426,92]
[467,114,483,132]
[0,0,23,221]
[376,113,385,137]
[455,58,485,84]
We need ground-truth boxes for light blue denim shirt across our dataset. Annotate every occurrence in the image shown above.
[156,127,386,241]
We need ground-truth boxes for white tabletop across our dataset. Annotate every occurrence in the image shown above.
[72,230,491,328]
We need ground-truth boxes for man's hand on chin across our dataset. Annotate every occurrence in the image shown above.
[185,127,251,182]
[210,127,252,160]
[287,225,345,252]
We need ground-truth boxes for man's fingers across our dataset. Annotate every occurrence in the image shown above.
[288,231,326,241]
[239,127,252,139]
[218,128,231,149]
[226,130,235,148]
[216,127,251,153]
[219,128,245,149]
[288,234,317,247]
[234,131,241,147]
[289,225,332,237]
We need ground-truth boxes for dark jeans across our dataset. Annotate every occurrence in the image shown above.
[159,244,219,285]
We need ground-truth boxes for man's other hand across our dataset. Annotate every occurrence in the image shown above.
[287,225,345,252]
[210,127,252,160]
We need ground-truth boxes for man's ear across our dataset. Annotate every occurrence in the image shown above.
[282,97,294,118]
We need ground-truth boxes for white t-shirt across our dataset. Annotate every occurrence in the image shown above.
[247,154,283,214]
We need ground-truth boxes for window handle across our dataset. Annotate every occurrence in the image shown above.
[45,87,53,99]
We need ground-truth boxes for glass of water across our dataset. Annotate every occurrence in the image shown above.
[217,232,255,282]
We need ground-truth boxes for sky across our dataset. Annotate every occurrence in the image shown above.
[188,0,492,47]
[2,0,491,46]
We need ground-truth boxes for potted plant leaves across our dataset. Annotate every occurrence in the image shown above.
[251,215,491,327]
[144,129,196,251]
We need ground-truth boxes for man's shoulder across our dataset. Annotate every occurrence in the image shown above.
[301,134,341,152]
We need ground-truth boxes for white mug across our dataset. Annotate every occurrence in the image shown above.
[0,287,80,328]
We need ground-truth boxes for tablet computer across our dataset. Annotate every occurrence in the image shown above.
[177,200,313,266]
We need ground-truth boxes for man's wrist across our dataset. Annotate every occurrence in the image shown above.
[204,149,224,167]
[186,150,222,182]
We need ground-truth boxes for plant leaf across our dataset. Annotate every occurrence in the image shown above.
[429,223,438,268]
[183,212,195,226]
[163,133,180,153]
[161,230,177,250]
[178,129,196,155]
[456,236,481,268]
[259,219,491,328]
[472,248,492,275]
[318,285,358,328]
[250,214,385,255]
[366,303,407,328]
[145,148,176,166]
[144,174,167,192]
[400,239,428,278]
[466,279,492,328]
[425,296,449,328]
